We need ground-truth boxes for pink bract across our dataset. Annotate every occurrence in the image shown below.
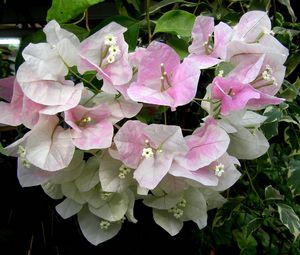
[64,104,113,150]
[112,120,188,189]
[188,15,233,68]
[78,22,132,86]
[127,41,200,109]
[175,117,230,170]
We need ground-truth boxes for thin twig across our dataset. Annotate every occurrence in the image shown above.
[27,235,34,255]
[85,10,90,32]
[72,11,86,25]
[41,221,46,247]
[146,0,152,44]
[193,0,201,15]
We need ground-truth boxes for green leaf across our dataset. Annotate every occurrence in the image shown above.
[215,61,235,77]
[233,227,257,255]
[47,0,105,24]
[154,10,196,37]
[285,49,300,77]
[93,16,140,51]
[265,185,284,200]
[167,36,189,59]
[0,142,8,156]
[126,0,142,13]
[277,203,300,241]
[246,218,263,237]
[213,196,244,228]
[61,24,89,41]
[148,0,192,14]
[277,0,297,22]
[288,160,300,197]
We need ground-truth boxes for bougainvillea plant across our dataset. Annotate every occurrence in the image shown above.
[0,0,299,252]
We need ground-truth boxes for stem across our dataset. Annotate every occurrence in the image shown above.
[85,10,90,32]
[181,128,193,132]
[68,67,100,93]
[193,0,201,15]
[272,0,277,25]
[193,97,213,103]
[244,163,264,206]
[164,109,167,125]
[72,11,86,25]
[146,0,152,44]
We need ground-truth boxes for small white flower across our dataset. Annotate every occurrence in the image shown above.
[217,70,224,77]
[104,34,117,46]
[106,54,115,64]
[100,220,111,230]
[109,45,121,56]
[118,165,131,179]
[17,145,26,158]
[142,147,154,158]
[101,192,112,200]
[214,163,225,177]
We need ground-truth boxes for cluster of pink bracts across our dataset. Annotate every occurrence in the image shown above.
[0,11,288,244]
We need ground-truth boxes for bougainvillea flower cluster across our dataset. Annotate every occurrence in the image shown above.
[0,11,288,245]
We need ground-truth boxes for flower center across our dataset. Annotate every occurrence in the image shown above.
[99,220,111,230]
[18,145,31,168]
[203,33,214,54]
[100,34,121,67]
[214,163,225,177]
[141,140,163,159]
[118,165,132,179]
[168,198,186,219]
[159,63,172,91]
[251,64,278,89]
[76,116,92,128]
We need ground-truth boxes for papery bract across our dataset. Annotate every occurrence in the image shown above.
[6,114,75,171]
[175,117,230,170]
[188,15,233,68]
[78,22,132,86]
[127,41,200,109]
[64,104,113,150]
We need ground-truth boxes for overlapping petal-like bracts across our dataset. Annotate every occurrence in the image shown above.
[91,92,142,123]
[5,115,75,171]
[43,20,80,67]
[170,153,241,190]
[78,22,132,86]
[232,11,271,43]
[211,77,283,115]
[174,117,230,171]
[16,43,83,107]
[16,21,83,108]
[227,53,286,96]
[188,15,233,68]
[64,104,114,150]
[0,77,83,128]
[112,120,188,189]
[127,41,200,109]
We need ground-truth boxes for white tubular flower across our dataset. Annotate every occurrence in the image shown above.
[99,220,111,230]
[214,163,225,177]
[17,145,26,158]
[101,192,112,200]
[109,45,121,56]
[118,165,131,179]
[104,34,117,46]
[142,147,154,158]
[106,54,115,64]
